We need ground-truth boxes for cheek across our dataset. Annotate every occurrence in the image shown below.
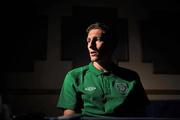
[96,42,104,49]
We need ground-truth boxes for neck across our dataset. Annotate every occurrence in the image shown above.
[93,60,113,72]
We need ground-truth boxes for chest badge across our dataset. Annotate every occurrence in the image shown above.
[115,82,129,95]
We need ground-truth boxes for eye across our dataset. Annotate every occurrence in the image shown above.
[95,36,104,42]
[87,38,91,43]
[96,36,101,41]
[87,36,103,43]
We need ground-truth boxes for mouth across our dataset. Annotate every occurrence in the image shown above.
[90,51,98,56]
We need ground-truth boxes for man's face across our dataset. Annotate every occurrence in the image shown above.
[87,28,110,62]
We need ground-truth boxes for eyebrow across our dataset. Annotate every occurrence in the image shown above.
[87,36,102,40]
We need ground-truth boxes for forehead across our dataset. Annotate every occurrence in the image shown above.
[87,29,105,37]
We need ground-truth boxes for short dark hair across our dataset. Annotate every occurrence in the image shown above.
[86,22,109,33]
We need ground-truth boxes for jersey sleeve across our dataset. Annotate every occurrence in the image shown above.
[128,72,150,107]
[56,72,77,110]
[126,76,150,116]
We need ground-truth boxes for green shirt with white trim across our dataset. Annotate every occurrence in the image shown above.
[57,62,149,117]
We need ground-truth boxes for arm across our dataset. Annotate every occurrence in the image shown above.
[57,72,79,116]
[57,109,81,119]
[130,78,150,117]
[63,109,75,116]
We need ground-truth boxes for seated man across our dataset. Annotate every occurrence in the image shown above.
[57,22,150,117]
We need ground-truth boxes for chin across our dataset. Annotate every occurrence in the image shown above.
[90,57,98,62]
[90,59,96,62]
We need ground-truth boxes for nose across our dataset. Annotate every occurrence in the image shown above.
[89,38,96,49]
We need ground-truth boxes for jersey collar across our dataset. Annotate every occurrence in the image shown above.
[88,62,104,75]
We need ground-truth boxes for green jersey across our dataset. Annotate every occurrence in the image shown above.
[57,62,149,117]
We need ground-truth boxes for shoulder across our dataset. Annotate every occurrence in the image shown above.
[113,64,140,81]
[64,64,89,85]
[67,64,89,77]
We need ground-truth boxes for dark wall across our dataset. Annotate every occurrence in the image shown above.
[139,10,180,74]
[2,1,48,72]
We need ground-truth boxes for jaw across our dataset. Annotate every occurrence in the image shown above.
[90,55,111,63]
[89,49,113,63]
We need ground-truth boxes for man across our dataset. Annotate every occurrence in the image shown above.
[57,22,150,117]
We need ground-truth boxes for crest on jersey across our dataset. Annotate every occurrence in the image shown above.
[115,82,128,95]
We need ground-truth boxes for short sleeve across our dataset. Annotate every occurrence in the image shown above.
[126,77,150,116]
[128,72,150,106]
[56,72,77,110]
[134,78,150,106]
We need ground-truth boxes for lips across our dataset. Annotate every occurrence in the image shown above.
[90,51,98,56]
